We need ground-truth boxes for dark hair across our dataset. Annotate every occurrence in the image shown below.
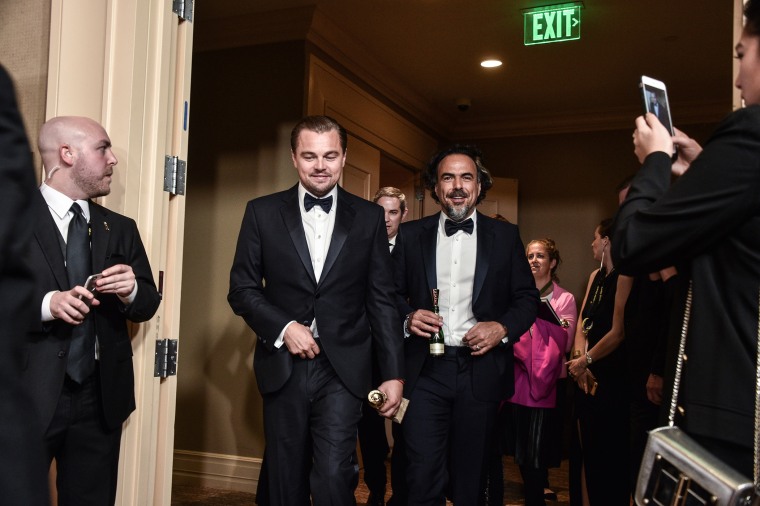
[290,115,347,153]
[527,238,562,282]
[423,144,493,204]
[746,0,760,37]
[597,217,614,241]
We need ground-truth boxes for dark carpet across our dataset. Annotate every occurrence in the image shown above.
[171,457,570,505]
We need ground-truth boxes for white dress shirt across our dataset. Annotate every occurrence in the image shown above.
[39,183,92,322]
[436,211,478,347]
[275,183,338,347]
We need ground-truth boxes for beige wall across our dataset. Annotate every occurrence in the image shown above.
[0,0,51,175]
[475,120,723,303]
[176,41,307,459]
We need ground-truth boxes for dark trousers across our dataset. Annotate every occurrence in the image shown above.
[45,370,122,506]
[403,353,498,506]
[629,398,660,490]
[262,352,363,506]
[519,464,547,506]
[388,421,408,506]
[358,400,390,497]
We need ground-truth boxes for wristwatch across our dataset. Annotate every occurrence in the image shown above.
[585,351,593,365]
[404,312,413,334]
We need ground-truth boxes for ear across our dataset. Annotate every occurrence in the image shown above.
[60,144,75,166]
[550,259,558,270]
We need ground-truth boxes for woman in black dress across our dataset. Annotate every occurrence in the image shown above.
[566,218,632,505]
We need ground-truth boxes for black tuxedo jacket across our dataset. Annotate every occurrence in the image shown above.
[228,185,403,398]
[614,105,760,451]
[0,64,49,505]
[25,193,161,431]
[393,212,538,401]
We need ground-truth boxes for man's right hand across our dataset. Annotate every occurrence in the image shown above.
[283,322,320,359]
[406,309,443,339]
[50,287,99,324]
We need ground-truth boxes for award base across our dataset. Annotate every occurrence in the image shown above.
[367,390,409,424]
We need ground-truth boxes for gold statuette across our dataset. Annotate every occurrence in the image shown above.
[368,389,409,424]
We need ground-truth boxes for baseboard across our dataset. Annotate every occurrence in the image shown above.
[172,449,261,494]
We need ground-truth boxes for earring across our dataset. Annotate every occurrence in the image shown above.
[600,247,606,272]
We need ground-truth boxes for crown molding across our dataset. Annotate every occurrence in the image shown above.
[448,100,731,139]
[305,9,450,138]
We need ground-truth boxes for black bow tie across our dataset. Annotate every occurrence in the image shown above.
[304,194,333,213]
[444,218,474,236]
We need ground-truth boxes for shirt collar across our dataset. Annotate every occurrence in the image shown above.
[40,182,91,221]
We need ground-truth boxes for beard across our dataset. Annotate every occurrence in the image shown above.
[443,189,472,221]
[73,165,111,198]
[444,203,472,221]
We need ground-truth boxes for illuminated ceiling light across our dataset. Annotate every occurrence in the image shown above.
[480,59,503,68]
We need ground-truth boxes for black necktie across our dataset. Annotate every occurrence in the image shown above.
[66,203,95,383]
[444,218,474,237]
[304,194,333,213]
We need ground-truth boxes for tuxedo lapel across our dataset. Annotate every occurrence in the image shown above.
[473,212,492,306]
[33,192,68,290]
[281,187,317,285]
[421,215,438,293]
[89,203,110,274]
[319,188,353,285]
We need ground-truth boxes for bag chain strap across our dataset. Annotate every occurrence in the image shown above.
[668,282,760,490]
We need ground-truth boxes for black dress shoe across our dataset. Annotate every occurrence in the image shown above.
[367,493,385,506]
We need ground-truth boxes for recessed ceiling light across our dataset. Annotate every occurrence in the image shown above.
[480,59,503,68]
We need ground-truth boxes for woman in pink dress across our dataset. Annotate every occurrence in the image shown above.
[504,238,577,506]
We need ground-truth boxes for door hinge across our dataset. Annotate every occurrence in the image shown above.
[164,155,187,195]
[154,339,178,378]
[172,0,193,22]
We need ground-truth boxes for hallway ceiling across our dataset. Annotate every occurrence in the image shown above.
[196,0,735,139]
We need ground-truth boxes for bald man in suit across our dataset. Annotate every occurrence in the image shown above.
[26,115,160,505]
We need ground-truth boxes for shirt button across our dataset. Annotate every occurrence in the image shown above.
[58,350,66,358]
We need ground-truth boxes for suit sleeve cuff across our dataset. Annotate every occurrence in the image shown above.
[275,321,296,349]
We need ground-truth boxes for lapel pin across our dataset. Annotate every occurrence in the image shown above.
[104,221,110,231]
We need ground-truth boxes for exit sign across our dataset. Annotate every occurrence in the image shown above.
[524,4,582,46]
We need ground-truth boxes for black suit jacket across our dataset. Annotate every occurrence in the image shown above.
[228,185,403,399]
[393,212,538,401]
[25,193,161,431]
[0,64,49,506]
[613,105,760,450]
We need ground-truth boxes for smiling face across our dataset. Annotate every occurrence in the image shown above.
[735,28,760,106]
[434,154,481,221]
[292,128,346,197]
[377,195,407,239]
[526,242,556,284]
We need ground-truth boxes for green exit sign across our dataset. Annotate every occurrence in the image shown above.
[524,4,582,46]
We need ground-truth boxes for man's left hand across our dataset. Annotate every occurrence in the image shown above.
[95,264,136,297]
[462,321,506,356]
[376,379,403,419]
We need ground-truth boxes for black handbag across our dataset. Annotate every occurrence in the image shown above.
[635,284,760,505]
